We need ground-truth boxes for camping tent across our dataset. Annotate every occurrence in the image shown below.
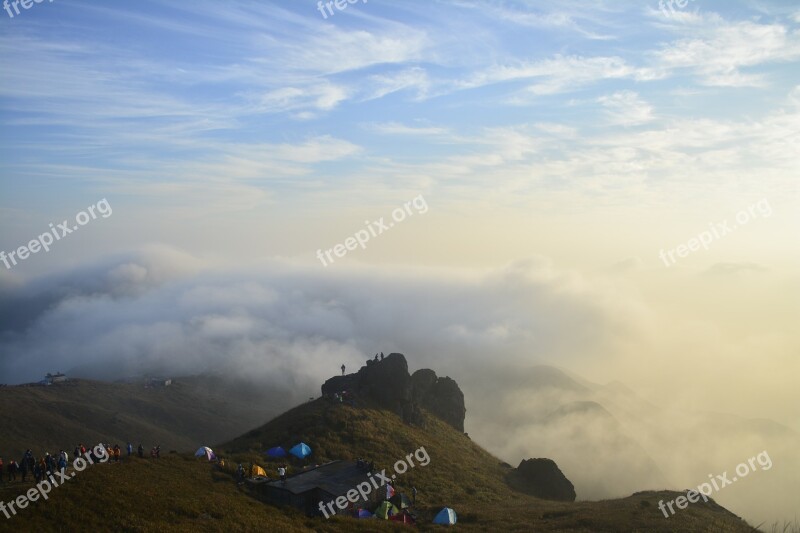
[194,446,216,461]
[356,509,374,519]
[390,511,416,525]
[390,493,412,510]
[375,501,399,520]
[289,442,312,459]
[433,507,457,525]
[265,446,287,458]
[250,464,267,478]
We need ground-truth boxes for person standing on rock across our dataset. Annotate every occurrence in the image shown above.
[341,364,345,376]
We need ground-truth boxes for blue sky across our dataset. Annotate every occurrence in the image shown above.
[2,1,798,244]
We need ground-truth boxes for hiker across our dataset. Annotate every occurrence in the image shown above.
[127,443,133,457]
[138,444,144,458]
[113,444,121,463]
[278,465,286,483]
[19,458,27,482]
[412,486,417,505]
[74,446,80,459]
[341,364,345,376]
[155,445,161,459]
[374,354,378,362]
[7,460,17,481]
[380,353,384,360]
[58,455,67,474]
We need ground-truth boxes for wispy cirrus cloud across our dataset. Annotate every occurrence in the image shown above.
[650,15,800,87]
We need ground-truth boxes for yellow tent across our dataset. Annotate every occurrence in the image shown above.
[250,465,267,478]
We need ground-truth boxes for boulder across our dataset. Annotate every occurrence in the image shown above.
[507,458,576,502]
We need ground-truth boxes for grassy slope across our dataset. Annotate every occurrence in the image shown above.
[219,398,758,532]
[0,396,760,532]
[0,377,279,459]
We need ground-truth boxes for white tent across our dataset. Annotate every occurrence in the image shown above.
[195,446,216,461]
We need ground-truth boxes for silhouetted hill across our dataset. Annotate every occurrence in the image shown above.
[0,376,288,459]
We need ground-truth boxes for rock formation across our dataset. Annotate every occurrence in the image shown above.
[411,370,466,432]
[506,458,576,502]
[321,353,466,432]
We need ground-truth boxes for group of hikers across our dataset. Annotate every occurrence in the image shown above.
[0,443,163,484]
[341,352,387,376]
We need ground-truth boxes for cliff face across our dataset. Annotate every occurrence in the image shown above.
[321,353,466,432]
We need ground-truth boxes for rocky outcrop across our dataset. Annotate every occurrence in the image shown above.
[321,353,466,432]
[411,370,466,432]
[357,353,412,415]
[506,458,576,502]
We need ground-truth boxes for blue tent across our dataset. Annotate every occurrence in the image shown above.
[289,442,312,459]
[433,507,457,525]
[356,509,373,519]
[265,447,287,458]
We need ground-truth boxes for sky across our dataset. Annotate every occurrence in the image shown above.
[1,0,799,524]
